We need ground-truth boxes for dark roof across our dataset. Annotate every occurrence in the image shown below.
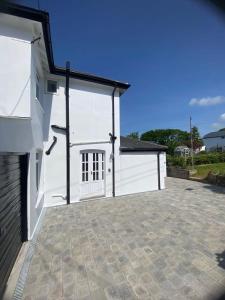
[120,136,167,152]
[0,3,130,91]
[203,130,225,139]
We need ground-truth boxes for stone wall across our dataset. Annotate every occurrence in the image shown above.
[167,166,190,180]
[206,172,225,187]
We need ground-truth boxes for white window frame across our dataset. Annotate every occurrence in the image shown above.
[80,150,105,183]
[81,152,89,182]
[46,79,58,95]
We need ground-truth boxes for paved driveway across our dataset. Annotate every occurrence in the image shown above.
[22,178,225,300]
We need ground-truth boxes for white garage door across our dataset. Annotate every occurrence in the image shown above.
[119,152,159,196]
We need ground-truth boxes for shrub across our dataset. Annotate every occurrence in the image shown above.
[167,152,225,167]
[167,155,186,168]
[191,152,225,165]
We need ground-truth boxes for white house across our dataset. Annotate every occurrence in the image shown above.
[0,3,167,295]
[203,130,225,152]
[174,145,190,157]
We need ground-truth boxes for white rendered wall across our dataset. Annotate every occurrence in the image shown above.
[0,18,45,239]
[44,77,120,206]
[118,152,165,196]
[0,16,31,118]
[159,152,167,189]
[203,137,225,151]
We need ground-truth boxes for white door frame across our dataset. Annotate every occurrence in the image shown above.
[80,149,106,200]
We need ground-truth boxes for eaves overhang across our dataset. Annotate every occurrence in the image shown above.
[0,2,130,91]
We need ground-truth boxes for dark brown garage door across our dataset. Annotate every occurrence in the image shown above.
[0,154,27,298]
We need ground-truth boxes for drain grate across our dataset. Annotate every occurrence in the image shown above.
[13,208,46,300]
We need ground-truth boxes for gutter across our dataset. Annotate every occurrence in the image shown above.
[65,62,70,205]
[120,148,167,152]
[157,152,161,190]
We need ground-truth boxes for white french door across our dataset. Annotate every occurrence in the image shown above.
[80,151,105,199]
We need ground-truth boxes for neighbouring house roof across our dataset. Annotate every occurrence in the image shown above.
[120,136,167,152]
[203,131,225,139]
[0,3,130,92]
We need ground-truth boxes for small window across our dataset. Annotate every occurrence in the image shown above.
[36,83,39,100]
[35,151,42,192]
[36,73,40,100]
[47,80,57,93]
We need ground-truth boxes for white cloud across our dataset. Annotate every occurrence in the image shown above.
[212,122,222,130]
[220,113,225,121]
[189,96,225,106]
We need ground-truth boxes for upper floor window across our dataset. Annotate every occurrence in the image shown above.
[47,80,58,94]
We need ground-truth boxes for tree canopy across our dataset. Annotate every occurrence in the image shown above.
[140,128,202,155]
[126,132,139,140]
[187,126,203,150]
[141,129,189,154]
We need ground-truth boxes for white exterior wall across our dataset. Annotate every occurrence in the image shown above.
[0,12,168,240]
[44,78,120,206]
[118,151,166,196]
[0,17,45,239]
[159,152,167,189]
[0,15,31,118]
[203,137,225,152]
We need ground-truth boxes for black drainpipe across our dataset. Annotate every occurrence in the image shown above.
[157,152,161,190]
[65,61,70,204]
[111,87,117,197]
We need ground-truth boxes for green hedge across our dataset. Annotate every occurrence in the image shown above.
[167,152,225,167]
[167,155,186,168]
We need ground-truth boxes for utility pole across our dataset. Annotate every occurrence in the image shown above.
[190,116,194,169]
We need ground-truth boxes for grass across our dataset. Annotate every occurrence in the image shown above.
[189,162,225,179]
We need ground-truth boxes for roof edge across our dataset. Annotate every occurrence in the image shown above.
[0,2,130,90]
[120,148,167,152]
[54,67,130,90]
[120,136,168,152]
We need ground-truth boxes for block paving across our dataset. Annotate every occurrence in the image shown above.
[22,178,225,299]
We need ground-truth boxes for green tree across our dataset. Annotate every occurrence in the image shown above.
[127,132,139,140]
[186,126,203,150]
[140,129,190,155]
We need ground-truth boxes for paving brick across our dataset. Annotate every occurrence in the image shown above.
[20,178,225,299]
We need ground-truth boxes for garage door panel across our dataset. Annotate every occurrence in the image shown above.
[119,152,158,196]
[0,182,21,205]
[0,174,21,195]
[0,160,20,170]
[0,168,21,188]
[0,233,21,286]
[0,166,20,178]
[0,194,20,218]
[0,154,27,298]
[0,198,21,231]
[0,218,22,263]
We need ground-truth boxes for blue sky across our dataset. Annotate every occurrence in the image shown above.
[18,0,225,137]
